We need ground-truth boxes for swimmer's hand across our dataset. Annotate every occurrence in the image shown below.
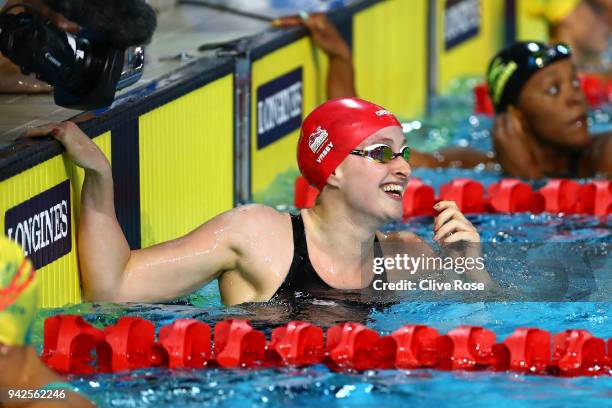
[271,13,351,61]
[432,201,498,289]
[22,122,110,174]
[432,201,479,244]
[492,107,543,179]
[271,12,355,99]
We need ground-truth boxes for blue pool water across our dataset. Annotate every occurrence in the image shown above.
[33,87,612,407]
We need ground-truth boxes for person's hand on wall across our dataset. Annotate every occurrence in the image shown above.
[492,106,543,178]
[23,122,110,173]
[0,0,79,94]
[272,12,356,99]
[273,13,351,61]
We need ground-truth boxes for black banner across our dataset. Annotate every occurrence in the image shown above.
[5,180,72,269]
[256,67,303,149]
[444,0,481,50]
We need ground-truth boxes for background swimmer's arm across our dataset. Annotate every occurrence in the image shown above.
[586,132,612,177]
[410,148,495,169]
[272,13,356,99]
[492,108,543,178]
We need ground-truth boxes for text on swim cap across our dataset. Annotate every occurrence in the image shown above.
[375,109,392,116]
[316,142,333,163]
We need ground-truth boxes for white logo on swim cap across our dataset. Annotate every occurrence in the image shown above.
[375,109,392,116]
[308,126,329,153]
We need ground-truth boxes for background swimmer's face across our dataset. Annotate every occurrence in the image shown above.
[517,60,589,148]
[335,126,410,221]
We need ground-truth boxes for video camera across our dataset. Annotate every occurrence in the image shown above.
[0,3,148,110]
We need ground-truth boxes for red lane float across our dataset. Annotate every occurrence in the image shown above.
[150,318,211,369]
[268,321,324,366]
[474,82,494,115]
[439,178,485,214]
[446,325,498,370]
[214,320,266,368]
[391,324,452,369]
[294,176,319,209]
[503,328,551,374]
[97,317,156,372]
[41,315,104,374]
[553,330,607,376]
[487,179,536,213]
[42,316,612,377]
[402,179,436,218]
[326,322,396,370]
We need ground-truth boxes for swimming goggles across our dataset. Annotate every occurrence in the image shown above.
[350,144,411,164]
[526,43,570,69]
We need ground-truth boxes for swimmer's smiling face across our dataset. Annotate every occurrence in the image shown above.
[334,126,411,222]
[517,59,589,148]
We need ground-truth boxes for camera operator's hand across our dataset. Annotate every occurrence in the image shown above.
[2,0,79,32]
[23,122,110,174]
[1,0,79,94]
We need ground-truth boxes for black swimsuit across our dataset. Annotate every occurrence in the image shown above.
[273,213,388,300]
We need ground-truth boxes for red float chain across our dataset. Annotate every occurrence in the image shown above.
[41,315,612,377]
[294,176,612,219]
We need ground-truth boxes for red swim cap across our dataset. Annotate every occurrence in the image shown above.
[297,97,401,190]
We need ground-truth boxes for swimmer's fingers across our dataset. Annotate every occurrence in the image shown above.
[442,230,480,244]
[25,122,109,172]
[270,15,303,27]
[434,218,476,241]
[433,201,469,228]
[21,123,63,138]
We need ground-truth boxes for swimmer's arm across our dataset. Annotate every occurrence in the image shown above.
[272,13,356,99]
[410,148,496,169]
[114,211,241,302]
[22,122,131,302]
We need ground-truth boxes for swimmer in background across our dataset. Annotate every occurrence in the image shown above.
[0,236,95,408]
[488,41,612,178]
[23,97,494,305]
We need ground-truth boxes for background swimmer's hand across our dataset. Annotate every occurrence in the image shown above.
[272,13,351,60]
[432,201,480,244]
[492,107,543,178]
[23,122,110,174]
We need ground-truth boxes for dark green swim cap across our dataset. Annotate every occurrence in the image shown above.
[486,41,572,113]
